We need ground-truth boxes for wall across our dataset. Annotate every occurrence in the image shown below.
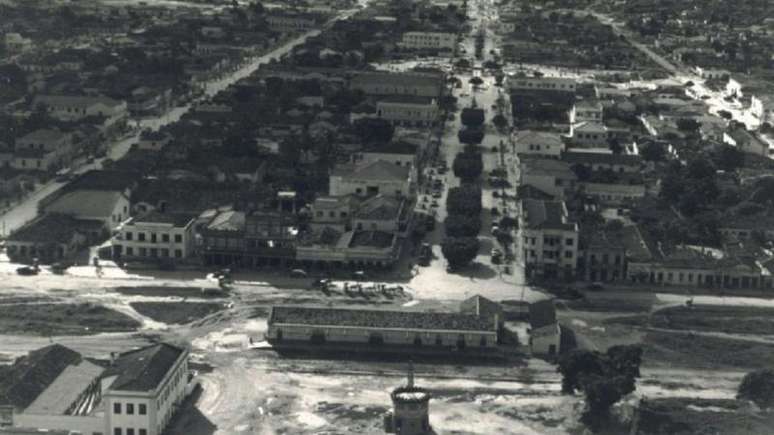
[329,175,409,198]
[118,221,195,260]
[13,413,104,435]
[530,324,560,356]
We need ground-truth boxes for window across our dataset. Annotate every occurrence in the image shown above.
[139,247,147,257]
[174,234,182,243]
[138,233,146,242]
[127,429,134,435]
[114,429,122,435]
[175,249,183,258]
[126,247,134,256]
[564,251,573,258]
[139,404,147,415]
[151,233,157,243]
[565,238,574,246]
[162,234,170,243]
[126,232,133,241]
[127,403,134,414]
[139,430,147,435]
[114,402,121,414]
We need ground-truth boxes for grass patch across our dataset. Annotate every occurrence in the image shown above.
[643,330,774,370]
[607,304,774,335]
[113,286,225,298]
[130,302,226,325]
[638,398,772,435]
[0,303,140,336]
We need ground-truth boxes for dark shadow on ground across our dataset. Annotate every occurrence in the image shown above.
[446,261,498,280]
[165,385,217,435]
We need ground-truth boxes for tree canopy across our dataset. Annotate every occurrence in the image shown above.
[452,149,483,181]
[441,237,480,270]
[738,369,774,409]
[446,185,482,216]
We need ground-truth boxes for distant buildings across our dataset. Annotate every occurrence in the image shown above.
[349,71,446,99]
[33,95,128,127]
[329,160,414,198]
[506,76,577,94]
[513,131,564,159]
[266,12,319,33]
[5,214,104,263]
[0,343,191,435]
[375,96,440,127]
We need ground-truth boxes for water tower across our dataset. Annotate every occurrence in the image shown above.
[384,362,432,435]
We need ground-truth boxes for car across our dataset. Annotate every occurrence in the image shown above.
[586,282,605,291]
[431,200,439,207]
[352,270,368,280]
[16,266,39,276]
[558,288,585,300]
[290,269,308,278]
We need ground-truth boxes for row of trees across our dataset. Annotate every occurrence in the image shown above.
[442,185,482,270]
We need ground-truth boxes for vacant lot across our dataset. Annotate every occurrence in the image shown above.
[637,398,773,435]
[131,302,227,325]
[643,330,774,370]
[113,286,225,299]
[0,303,140,335]
[607,304,774,335]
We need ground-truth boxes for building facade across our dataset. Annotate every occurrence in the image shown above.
[112,212,196,261]
[400,31,456,51]
[520,199,579,280]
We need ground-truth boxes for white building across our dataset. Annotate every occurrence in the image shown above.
[750,94,774,124]
[528,299,561,356]
[400,31,456,51]
[520,199,579,280]
[1,343,191,435]
[570,100,604,124]
[112,211,197,261]
[350,71,445,99]
[519,158,577,199]
[514,131,564,159]
[571,121,609,147]
[376,96,440,127]
[329,160,414,198]
[507,76,577,93]
[33,95,128,126]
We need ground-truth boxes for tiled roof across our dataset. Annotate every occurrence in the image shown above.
[563,150,641,166]
[522,199,576,231]
[24,359,104,415]
[377,95,436,105]
[34,94,123,109]
[128,211,196,227]
[45,190,127,219]
[17,129,68,144]
[106,343,186,392]
[521,158,576,179]
[355,195,402,220]
[459,295,503,321]
[514,130,563,147]
[270,306,496,332]
[351,71,443,89]
[0,344,82,411]
[331,160,411,181]
[65,170,138,193]
[8,214,104,244]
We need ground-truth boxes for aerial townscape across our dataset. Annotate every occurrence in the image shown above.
[1,0,774,433]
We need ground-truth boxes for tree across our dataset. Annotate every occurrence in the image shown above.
[447,185,482,216]
[492,113,508,129]
[686,157,716,180]
[738,369,774,409]
[715,145,744,172]
[469,76,484,87]
[453,150,483,181]
[441,237,480,270]
[444,214,481,237]
[640,141,666,162]
[676,118,701,132]
[458,126,484,145]
[354,118,394,144]
[461,107,485,127]
[607,137,623,155]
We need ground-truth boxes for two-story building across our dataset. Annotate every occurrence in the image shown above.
[570,100,604,124]
[514,131,564,159]
[375,96,440,127]
[520,199,579,280]
[33,95,128,127]
[349,71,446,99]
[12,129,74,172]
[400,31,456,51]
[507,76,577,94]
[329,160,414,198]
[112,211,197,262]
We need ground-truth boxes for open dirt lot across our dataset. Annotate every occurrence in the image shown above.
[130,302,228,325]
[0,302,140,335]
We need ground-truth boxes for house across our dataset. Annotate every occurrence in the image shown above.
[112,211,197,262]
[43,190,130,231]
[33,95,128,126]
[513,131,564,159]
[3,33,32,53]
[375,96,440,127]
[266,305,499,353]
[578,229,627,282]
[11,149,59,172]
[353,141,419,171]
[694,67,729,80]
[349,71,445,99]
[400,32,456,51]
[507,76,577,94]
[12,129,74,172]
[329,160,414,198]
[571,121,609,147]
[723,127,770,157]
[528,299,560,356]
[719,213,774,242]
[353,195,410,233]
[570,100,604,124]
[459,294,505,326]
[520,199,579,280]
[562,149,642,173]
[749,94,774,125]
[5,214,104,263]
[295,229,401,267]
[309,195,359,232]
[137,131,173,152]
[519,158,577,199]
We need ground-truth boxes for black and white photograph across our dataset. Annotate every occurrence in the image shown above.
[1,0,774,433]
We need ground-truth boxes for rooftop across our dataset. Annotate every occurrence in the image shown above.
[24,359,104,415]
[349,230,395,248]
[34,94,123,109]
[128,211,196,228]
[521,158,576,179]
[351,71,443,89]
[45,190,128,219]
[106,343,186,392]
[355,195,403,221]
[331,160,411,181]
[563,150,642,166]
[377,95,436,105]
[522,199,576,231]
[17,129,69,144]
[514,130,564,148]
[269,306,496,332]
[529,299,557,329]
[7,214,103,244]
[64,170,138,193]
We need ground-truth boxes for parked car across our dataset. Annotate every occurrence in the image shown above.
[290,269,308,278]
[16,266,38,276]
[586,282,605,291]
